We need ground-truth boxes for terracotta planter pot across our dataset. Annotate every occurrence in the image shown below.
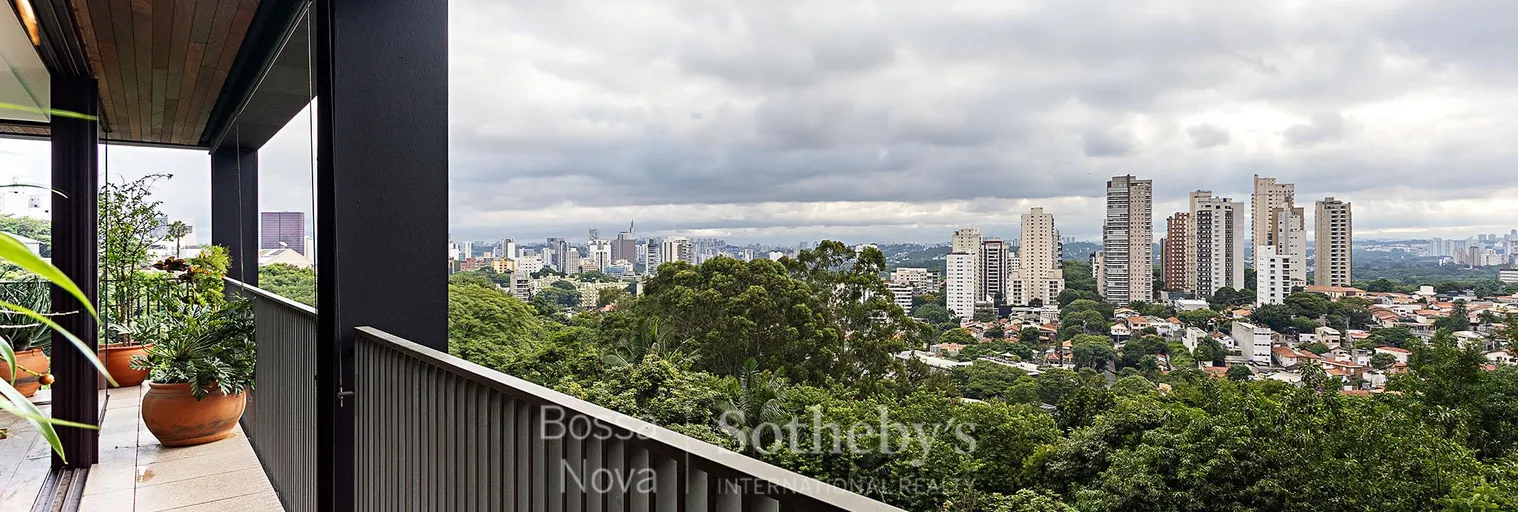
[99,344,152,388]
[141,382,246,447]
[0,349,49,397]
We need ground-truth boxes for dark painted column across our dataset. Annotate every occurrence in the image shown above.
[49,75,99,469]
[210,146,259,285]
[313,0,448,509]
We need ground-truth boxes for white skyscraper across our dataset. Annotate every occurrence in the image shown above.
[1185,191,1246,297]
[1256,245,1295,305]
[1102,175,1154,304]
[946,252,976,320]
[658,236,692,269]
[500,238,516,260]
[1272,205,1307,289]
[951,228,982,300]
[1009,207,1064,306]
[1314,198,1353,287]
[587,239,612,271]
[1252,175,1295,263]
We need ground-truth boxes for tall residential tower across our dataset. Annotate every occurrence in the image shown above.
[1185,191,1246,297]
[1251,175,1294,260]
[1009,207,1064,306]
[1101,175,1153,304]
[980,239,1010,304]
[1314,198,1353,287]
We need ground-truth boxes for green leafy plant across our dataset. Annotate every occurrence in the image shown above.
[0,279,53,353]
[0,227,111,463]
[129,299,255,400]
[99,174,171,342]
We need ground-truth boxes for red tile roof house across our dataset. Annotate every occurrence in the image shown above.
[1374,345,1413,364]
[1273,346,1322,368]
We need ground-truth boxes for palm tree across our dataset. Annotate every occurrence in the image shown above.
[166,221,190,258]
[715,359,788,453]
[601,317,691,367]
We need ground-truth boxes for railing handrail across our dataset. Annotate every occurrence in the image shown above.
[226,278,317,316]
[355,326,903,511]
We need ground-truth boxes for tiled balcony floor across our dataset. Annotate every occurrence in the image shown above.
[0,393,53,512]
[78,383,283,511]
[0,384,282,511]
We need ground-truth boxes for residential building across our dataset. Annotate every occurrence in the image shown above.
[510,273,537,300]
[587,239,612,271]
[545,237,571,272]
[260,211,306,255]
[886,282,915,314]
[1009,207,1065,306]
[490,258,514,274]
[1162,212,1189,292]
[1233,321,1275,365]
[515,255,545,275]
[946,252,977,320]
[1256,245,1296,305]
[1500,268,1518,284]
[1252,175,1294,262]
[1314,197,1353,286]
[891,267,936,294]
[1102,175,1154,304]
[1272,204,1307,288]
[499,238,516,260]
[1185,191,1246,297]
[980,238,1010,304]
[1092,250,1105,296]
[952,228,982,300]
[658,236,692,269]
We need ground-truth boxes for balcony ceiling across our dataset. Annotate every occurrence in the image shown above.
[72,0,260,146]
[0,0,310,150]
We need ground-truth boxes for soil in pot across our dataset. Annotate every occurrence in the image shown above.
[0,349,50,397]
[141,382,246,446]
[100,344,152,388]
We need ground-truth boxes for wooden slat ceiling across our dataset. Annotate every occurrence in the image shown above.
[0,122,51,139]
[68,0,261,146]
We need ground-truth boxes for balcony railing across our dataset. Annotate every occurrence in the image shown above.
[227,279,899,512]
[226,279,319,512]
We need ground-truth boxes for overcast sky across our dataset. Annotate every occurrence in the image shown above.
[6,0,1518,245]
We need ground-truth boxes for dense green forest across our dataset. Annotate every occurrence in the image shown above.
[446,240,1518,511]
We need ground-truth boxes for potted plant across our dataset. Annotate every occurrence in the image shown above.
[101,248,230,388]
[132,299,255,446]
[0,280,57,397]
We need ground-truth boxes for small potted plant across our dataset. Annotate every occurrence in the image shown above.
[0,280,57,397]
[132,299,255,446]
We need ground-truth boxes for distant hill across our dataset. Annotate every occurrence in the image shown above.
[1062,241,1101,262]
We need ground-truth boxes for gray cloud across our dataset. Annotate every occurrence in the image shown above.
[8,0,1518,245]
[1081,129,1135,157]
[1186,124,1231,149]
[1283,113,1353,147]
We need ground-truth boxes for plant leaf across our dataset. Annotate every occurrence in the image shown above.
[0,300,116,386]
[0,102,99,121]
[0,183,66,197]
[0,337,14,385]
[0,232,98,319]
[0,381,67,463]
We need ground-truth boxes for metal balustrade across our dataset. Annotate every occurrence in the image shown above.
[224,278,896,511]
[354,327,899,511]
[226,279,319,512]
